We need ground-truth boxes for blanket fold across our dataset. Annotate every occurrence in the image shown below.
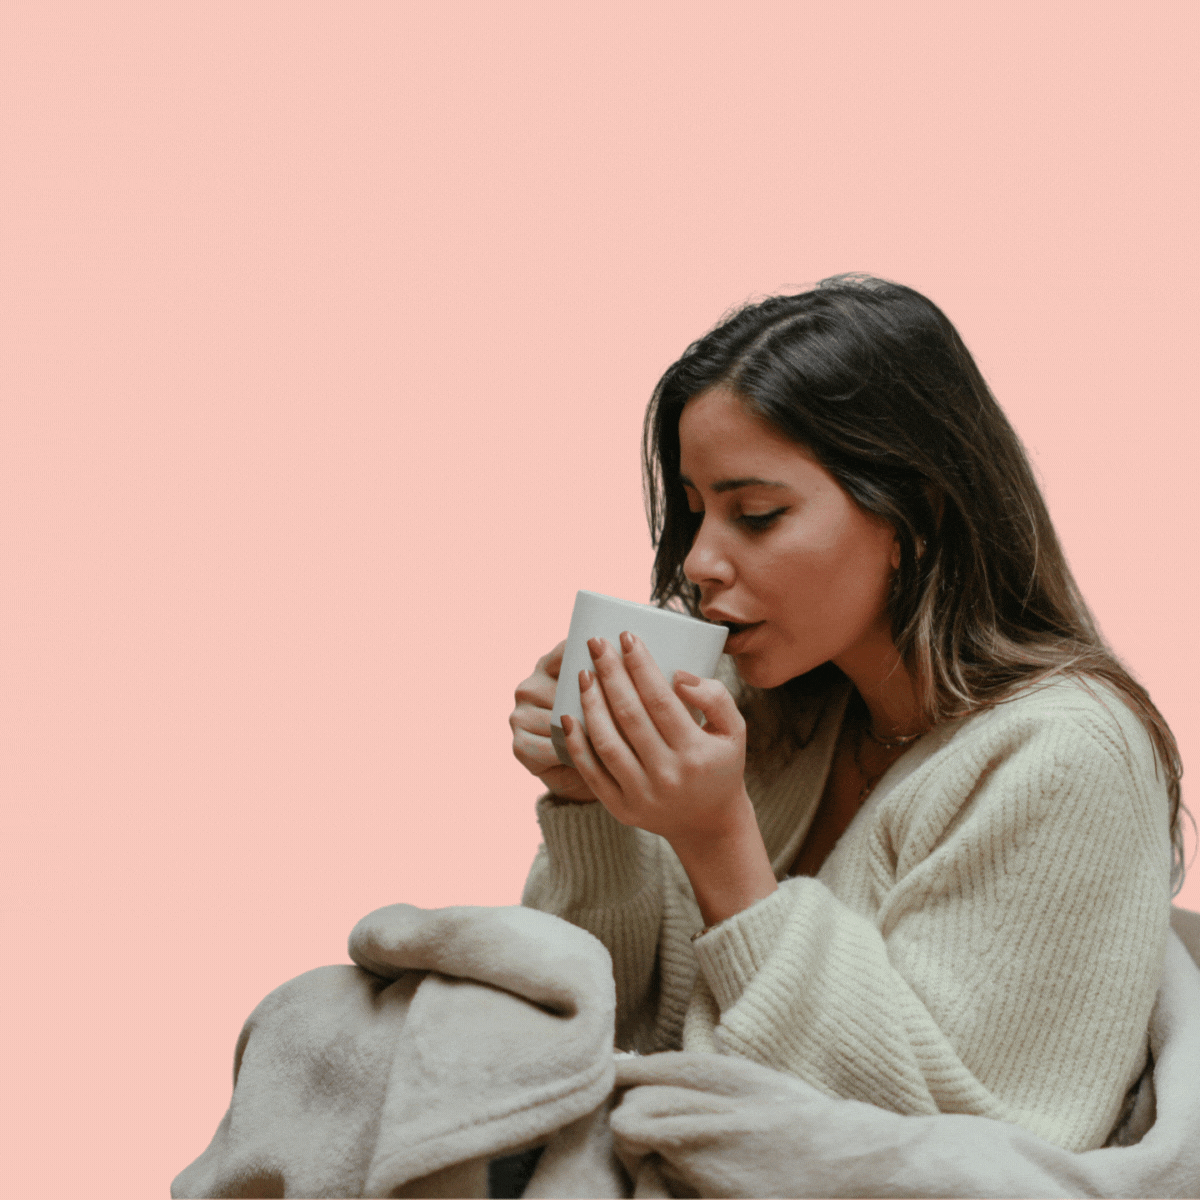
[173,904,618,1199]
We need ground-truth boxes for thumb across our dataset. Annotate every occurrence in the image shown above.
[673,672,743,737]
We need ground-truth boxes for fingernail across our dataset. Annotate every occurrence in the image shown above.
[579,668,594,691]
[561,713,575,734]
[676,670,701,687]
[587,637,605,660]
[620,630,634,654]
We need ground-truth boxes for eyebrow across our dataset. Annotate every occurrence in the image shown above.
[679,474,789,494]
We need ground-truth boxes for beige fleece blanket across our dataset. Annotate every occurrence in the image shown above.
[174,905,1200,1199]
[172,904,620,1198]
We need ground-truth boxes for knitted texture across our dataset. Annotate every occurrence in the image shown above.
[521,673,1171,1153]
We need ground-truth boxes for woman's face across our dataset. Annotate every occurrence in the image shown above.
[678,387,901,690]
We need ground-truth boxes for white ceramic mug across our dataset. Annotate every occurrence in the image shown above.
[550,590,729,768]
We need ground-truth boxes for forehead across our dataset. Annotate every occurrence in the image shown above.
[678,387,818,480]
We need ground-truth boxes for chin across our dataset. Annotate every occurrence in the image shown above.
[731,655,790,691]
[733,651,824,691]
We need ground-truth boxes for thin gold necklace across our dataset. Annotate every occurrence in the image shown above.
[851,727,889,803]
[852,719,927,803]
[863,724,926,750]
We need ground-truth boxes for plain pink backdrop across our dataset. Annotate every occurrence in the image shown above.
[3,4,1197,1195]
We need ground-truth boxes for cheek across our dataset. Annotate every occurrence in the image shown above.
[792,522,896,627]
[838,529,898,616]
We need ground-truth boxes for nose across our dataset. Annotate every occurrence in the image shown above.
[683,516,735,589]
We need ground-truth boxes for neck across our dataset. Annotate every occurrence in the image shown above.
[834,634,926,741]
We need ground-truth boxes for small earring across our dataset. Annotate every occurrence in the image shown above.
[916,536,927,559]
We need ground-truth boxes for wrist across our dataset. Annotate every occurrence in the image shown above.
[669,789,777,928]
[667,784,756,861]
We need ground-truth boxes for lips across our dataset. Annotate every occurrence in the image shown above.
[703,610,755,632]
[710,618,764,653]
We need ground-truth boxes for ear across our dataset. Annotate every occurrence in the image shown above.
[890,536,902,570]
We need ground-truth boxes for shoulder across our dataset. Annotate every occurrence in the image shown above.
[951,674,1161,784]
[871,675,1170,871]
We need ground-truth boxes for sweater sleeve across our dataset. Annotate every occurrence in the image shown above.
[686,700,1171,1152]
[520,796,677,1051]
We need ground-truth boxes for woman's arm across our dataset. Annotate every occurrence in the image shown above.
[511,641,682,1050]
[558,632,779,923]
[521,798,678,1051]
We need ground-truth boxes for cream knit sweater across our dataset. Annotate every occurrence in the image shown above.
[521,670,1172,1153]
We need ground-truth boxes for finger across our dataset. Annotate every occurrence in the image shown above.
[514,677,555,712]
[514,645,564,708]
[578,661,648,786]
[618,632,707,749]
[534,761,597,803]
[511,724,559,771]
[537,639,568,681]
[585,636,672,768]
[559,712,624,810]
[510,699,555,738]
[673,672,744,738]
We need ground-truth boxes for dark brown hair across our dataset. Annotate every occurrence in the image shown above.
[643,274,1188,892]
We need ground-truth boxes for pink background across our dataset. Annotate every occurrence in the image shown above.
[4,4,1197,1194]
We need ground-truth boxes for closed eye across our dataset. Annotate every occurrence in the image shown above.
[739,507,788,531]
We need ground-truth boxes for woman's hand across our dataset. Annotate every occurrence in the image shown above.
[560,632,777,924]
[510,640,598,803]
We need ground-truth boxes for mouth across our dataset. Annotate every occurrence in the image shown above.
[712,619,764,649]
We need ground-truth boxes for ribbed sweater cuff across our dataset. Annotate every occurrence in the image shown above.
[691,883,796,1013]
[535,794,654,907]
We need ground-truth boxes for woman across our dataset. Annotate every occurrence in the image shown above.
[509,275,1184,1154]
